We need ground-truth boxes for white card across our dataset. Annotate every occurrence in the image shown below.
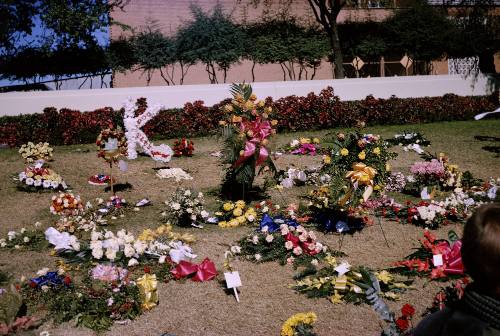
[421,187,431,200]
[118,160,128,172]
[433,254,443,266]
[335,262,350,276]
[224,271,242,289]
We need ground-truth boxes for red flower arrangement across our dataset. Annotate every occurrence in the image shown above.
[173,138,194,157]
[395,304,416,332]
[392,230,464,280]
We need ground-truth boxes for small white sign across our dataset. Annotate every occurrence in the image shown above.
[224,272,242,289]
[335,262,350,276]
[118,160,128,172]
[433,254,444,266]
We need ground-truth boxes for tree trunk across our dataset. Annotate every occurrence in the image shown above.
[329,23,345,79]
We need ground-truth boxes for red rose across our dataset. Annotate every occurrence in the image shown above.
[396,317,409,331]
[401,304,416,317]
[63,276,72,286]
[29,281,37,288]
[144,266,151,274]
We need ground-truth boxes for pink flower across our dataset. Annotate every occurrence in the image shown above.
[293,246,303,255]
[285,241,294,250]
[286,256,295,264]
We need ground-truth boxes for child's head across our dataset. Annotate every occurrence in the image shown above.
[462,203,500,296]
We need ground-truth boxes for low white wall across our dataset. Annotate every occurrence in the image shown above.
[0,75,494,116]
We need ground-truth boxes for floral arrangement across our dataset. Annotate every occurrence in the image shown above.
[424,277,469,315]
[50,193,84,217]
[51,225,196,268]
[96,127,127,163]
[19,142,53,163]
[306,185,367,233]
[54,212,108,233]
[156,168,193,181]
[21,269,142,332]
[386,131,431,150]
[97,195,129,218]
[164,188,210,228]
[17,165,67,192]
[280,312,317,336]
[291,256,413,304]
[88,174,114,186]
[0,222,46,250]
[276,167,331,189]
[219,83,278,200]
[392,230,464,280]
[409,159,446,190]
[215,200,257,228]
[384,172,407,193]
[173,138,194,157]
[233,220,334,268]
[284,137,320,156]
[393,304,416,334]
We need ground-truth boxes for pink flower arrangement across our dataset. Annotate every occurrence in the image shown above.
[410,159,445,177]
[91,264,128,282]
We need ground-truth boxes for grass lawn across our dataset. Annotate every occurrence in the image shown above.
[0,119,499,336]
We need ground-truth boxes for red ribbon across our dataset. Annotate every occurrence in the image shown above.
[233,118,272,167]
[285,232,319,256]
[430,240,463,278]
[170,258,217,282]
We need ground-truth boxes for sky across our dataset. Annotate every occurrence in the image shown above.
[0,15,110,88]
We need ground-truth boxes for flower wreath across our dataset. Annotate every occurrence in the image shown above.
[96,128,127,163]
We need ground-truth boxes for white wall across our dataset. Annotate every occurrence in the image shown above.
[0,75,495,116]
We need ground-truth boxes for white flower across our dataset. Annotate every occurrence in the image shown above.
[34,179,42,187]
[262,206,269,213]
[159,255,166,264]
[184,189,191,196]
[285,241,294,250]
[311,259,319,266]
[41,285,49,292]
[254,254,262,261]
[124,244,135,258]
[42,180,51,188]
[50,181,59,189]
[20,228,27,234]
[107,297,114,306]
[281,178,294,188]
[251,235,259,245]
[14,245,20,249]
[297,171,307,182]
[23,237,30,243]
[198,192,203,198]
[8,231,17,240]
[39,330,51,336]
[91,231,103,241]
[265,235,274,243]
[37,267,50,276]
[34,221,41,228]
[186,208,193,214]
[133,240,147,255]
[290,139,300,147]
[92,247,103,259]
[200,210,209,218]
[0,242,6,248]
[171,202,181,211]
[261,226,269,233]
[25,177,34,186]
[128,258,139,267]
[230,245,241,254]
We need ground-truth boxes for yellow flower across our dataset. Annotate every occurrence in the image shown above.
[231,115,242,123]
[373,147,381,155]
[340,148,349,156]
[215,211,223,216]
[244,101,254,110]
[257,100,265,107]
[271,119,278,126]
[233,208,243,217]
[385,163,391,172]
[330,290,344,304]
[236,216,246,224]
[323,155,331,164]
[224,104,233,112]
[300,137,311,144]
[358,151,366,160]
[280,312,317,336]
[223,203,234,212]
[375,270,393,284]
[313,138,320,144]
[228,219,239,227]
[374,185,381,191]
[218,221,227,228]
[235,200,246,209]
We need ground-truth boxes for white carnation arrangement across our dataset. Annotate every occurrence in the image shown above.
[164,188,210,228]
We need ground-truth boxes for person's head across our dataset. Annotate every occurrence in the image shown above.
[461,203,500,297]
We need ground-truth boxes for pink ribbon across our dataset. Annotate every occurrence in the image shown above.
[432,240,464,275]
[233,118,272,167]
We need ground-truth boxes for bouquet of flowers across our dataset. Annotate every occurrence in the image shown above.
[234,221,334,268]
[392,230,464,280]
[17,165,67,192]
[384,172,407,193]
[393,304,417,334]
[276,167,331,189]
[19,142,53,163]
[156,167,193,181]
[291,256,413,304]
[215,200,257,228]
[0,222,46,250]
[386,131,431,151]
[97,195,130,218]
[88,174,114,186]
[284,137,320,156]
[409,159,446,191]
[280,312,318,336]
[164,188,210,228]
[424,277,469,315]
[219,83,278,200]
[173,138,194,157]
[21,269,142,332]
[50,193,84,217]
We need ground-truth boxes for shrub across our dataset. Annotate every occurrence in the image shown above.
[0,88,496,147]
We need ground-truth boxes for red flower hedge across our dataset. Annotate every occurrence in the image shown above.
[0,87,496,147]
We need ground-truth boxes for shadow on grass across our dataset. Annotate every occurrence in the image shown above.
[474,135,500,156]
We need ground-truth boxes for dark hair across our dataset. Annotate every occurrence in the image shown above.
[461,203,500,292]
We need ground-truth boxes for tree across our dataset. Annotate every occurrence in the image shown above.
[177,4,246,83]
[133,29,175,85]
[0,0,38,52]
